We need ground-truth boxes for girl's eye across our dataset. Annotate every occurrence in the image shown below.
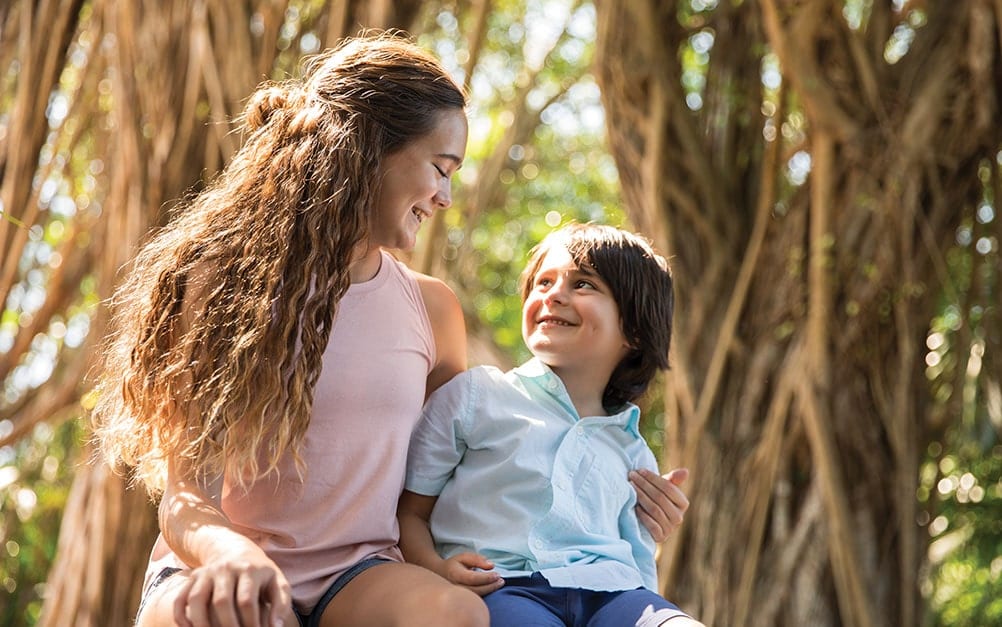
[434,164,448,178]
[536,277,552,287]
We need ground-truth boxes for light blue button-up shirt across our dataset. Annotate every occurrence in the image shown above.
[405,358,660,592]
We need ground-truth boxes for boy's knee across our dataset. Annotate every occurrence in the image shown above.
[636,606,704,627]
[659,618,705,627]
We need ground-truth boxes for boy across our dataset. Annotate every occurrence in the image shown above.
[398,223,703,626]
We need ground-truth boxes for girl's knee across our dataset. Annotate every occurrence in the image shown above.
[421,585,489,626]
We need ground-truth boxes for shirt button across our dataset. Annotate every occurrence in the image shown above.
[576,425,584,434]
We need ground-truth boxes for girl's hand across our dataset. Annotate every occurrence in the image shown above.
[438,552,505,597]
[630,467,690,543]
[173,555,294,627]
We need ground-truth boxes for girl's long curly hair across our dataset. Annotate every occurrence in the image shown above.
[92,32,466,495]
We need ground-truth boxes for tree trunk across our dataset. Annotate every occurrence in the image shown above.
[594,1,1002,626]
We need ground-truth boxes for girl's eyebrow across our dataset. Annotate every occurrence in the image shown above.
[436,153,464,169]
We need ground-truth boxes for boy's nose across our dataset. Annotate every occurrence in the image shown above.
[543,281,569,305]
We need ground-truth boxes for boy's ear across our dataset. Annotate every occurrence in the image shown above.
[623,345,643,364]
[620,322,637,350]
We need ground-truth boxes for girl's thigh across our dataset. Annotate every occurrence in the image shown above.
[319,561,488,627]
[135,571,190,627]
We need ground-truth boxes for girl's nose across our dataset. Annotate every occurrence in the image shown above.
[433,181,452,208]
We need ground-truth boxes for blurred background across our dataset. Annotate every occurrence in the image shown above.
[1,1,1000,625]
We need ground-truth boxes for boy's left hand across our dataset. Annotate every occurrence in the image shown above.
[439,552,505,597]
[629,468,690,543]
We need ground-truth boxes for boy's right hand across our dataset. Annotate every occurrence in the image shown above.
[437,552,505,596]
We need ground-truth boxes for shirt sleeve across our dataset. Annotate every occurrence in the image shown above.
[404,369,472,496]
[619,445,661,591]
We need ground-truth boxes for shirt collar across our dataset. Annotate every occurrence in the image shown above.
[513,358,642,435]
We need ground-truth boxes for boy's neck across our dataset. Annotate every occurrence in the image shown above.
[548,363,612,418]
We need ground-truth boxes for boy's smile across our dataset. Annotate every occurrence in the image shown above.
[535,313,574,327]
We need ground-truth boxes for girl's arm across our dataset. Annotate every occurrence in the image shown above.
[150,262,293,626]
[159,457,294,627]
[414,272,467,396]
[397,490,502,596]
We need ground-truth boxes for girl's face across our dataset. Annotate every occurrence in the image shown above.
[369,109,468,252]
[522,243,631,380]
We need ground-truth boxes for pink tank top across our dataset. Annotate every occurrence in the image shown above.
[145,251,436,612]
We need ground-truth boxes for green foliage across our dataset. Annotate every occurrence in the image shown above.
[422,1,625,363]
[0,419,83,627]
[920,160,1001,626]
[921,443,1002,626]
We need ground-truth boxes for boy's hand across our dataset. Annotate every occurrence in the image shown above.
[438,552,505,597]
[630,467,690,543]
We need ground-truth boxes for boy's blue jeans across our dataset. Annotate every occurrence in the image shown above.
[484,572,689,627]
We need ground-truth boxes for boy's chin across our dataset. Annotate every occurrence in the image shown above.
[526,346,565,368]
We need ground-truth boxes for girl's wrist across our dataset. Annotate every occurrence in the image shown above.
[187,525,263,565]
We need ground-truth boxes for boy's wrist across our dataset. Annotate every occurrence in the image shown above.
[408,550,450,579]
[421,554,449,578]
[400,541,447,576]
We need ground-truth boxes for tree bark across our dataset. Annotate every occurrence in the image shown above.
[594,1,1002,625]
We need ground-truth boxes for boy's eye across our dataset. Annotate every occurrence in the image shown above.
[575,279,596,289]
[434,164,448,178]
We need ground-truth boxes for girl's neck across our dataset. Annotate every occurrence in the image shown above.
[349,245,383,283]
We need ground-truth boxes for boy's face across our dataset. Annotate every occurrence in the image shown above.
[522,243,631,380]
